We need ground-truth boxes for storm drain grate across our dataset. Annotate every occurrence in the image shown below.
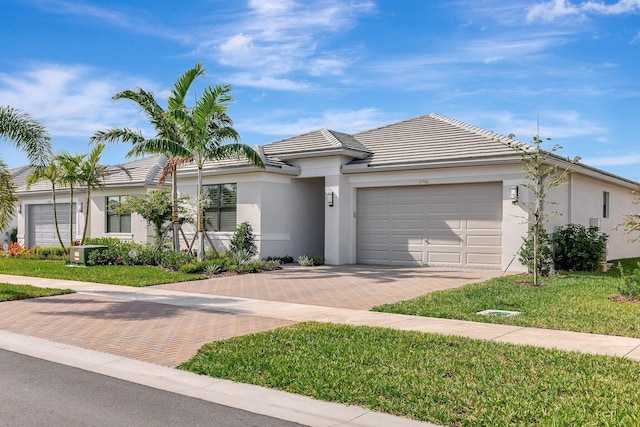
[476,309,521,317]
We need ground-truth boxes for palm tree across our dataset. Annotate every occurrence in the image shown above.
[78,143,108,245]
[90,66,202,251]
[55,152,84,247]
[171,84,264,261]
[0,106,51,230]
[25,162,66,251]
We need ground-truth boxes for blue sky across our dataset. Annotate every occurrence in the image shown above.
[1,0,639,180]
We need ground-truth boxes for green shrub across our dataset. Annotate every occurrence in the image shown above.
[230,249,251,266]
[519,228,554,277]
[617,262,640,298]
[553,224,608,272]
[86,247,121,266]
[9,228,17,243]
[160,250,195,271]
[33,246,66,260]
[297,255,325,266]
[264,255,294,264]
[179,263,200,274]
[203,263,224,275]
[230,221,257,257]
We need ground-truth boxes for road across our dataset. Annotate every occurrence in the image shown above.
[0,349,305,427]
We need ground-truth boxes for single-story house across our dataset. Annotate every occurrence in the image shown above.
[7,113,640,272]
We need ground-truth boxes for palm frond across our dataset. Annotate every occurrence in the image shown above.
[168,63,206,110]
[0,160,17,230]
[0,105,52,166]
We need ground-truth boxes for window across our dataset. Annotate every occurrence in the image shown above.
[603,191,610,219]
[106,196,131,233]
[203,184,237,232]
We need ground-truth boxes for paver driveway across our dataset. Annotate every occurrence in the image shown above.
[0,265,502,367]
[157,264,503,309]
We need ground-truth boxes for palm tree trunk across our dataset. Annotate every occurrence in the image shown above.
[51,184,67,254]
[80,191,90,245]
[197,166,205,262]
[69,186,74,247]
[172,165,180,252]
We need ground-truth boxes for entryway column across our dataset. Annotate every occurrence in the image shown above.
[324,174,351,265]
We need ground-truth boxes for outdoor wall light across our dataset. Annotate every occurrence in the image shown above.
[327,191,334,207]
[510,185,519,204]
[77,201,83,213]
[17,204,21,214]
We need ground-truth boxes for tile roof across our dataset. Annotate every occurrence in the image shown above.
[348,113,523,168]
[13,155,168,193]
[262,129,371,159]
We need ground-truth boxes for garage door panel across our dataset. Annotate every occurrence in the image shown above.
[358,183,502,268]
[427,252,461,264]
[467,235,502,247]
[467,219,502,230]
[428,219,462,230]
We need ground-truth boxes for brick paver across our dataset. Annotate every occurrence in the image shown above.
[157,265,502,309]
[0,293,294,367]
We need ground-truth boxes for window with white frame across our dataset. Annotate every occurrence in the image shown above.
[203,184,237,232]
[106,196,131,233]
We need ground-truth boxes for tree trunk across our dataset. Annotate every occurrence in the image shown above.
[197,166,205,262]
[51,184,67,254]
[69,186,74,247]
[171,165,180,252]
[80,191,90,245]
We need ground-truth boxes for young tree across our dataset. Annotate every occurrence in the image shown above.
[0,106,51,230]
[618,187,640,241]
[507,135,579,286]
[25,162,66,251]
[55,152,84,247]
[114,189,177,246]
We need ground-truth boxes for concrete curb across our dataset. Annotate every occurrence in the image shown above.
[0,330,438,427]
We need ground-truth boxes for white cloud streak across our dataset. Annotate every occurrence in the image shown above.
[196,0,374,90]
[239,108,392,136]
[527,0,640,22]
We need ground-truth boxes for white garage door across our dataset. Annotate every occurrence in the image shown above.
[357,183,502,268]
[27,204,74,247]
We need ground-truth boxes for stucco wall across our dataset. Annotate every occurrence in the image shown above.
[90,188,150,244]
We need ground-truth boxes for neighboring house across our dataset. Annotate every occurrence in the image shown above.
[9,114,640,272]
[11,156,168,247]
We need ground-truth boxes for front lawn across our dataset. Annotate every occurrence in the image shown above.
[372,258,640,338]
[0,283,74,301]
[0,258,205,286]
[181,322,640,426]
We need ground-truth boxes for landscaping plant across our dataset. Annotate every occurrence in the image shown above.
[230,221,257,257]
[553,224,608,271]
[519,227,554,277]
[617,262,640,299]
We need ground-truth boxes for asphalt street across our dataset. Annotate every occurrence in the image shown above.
[0,349,305,427]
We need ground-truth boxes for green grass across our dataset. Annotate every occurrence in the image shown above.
[181,322,640,426]
[0,258,205,286]
[372,258,640,338]
[0,282,74,301]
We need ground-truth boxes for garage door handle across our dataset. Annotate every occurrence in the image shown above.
[424,239,429,244]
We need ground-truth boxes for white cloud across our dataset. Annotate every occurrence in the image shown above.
[457,110,608,141]
[27,0,190,43]
[239,108,392,136]
[583,153,640,166]
[196,0,374,89]
[527,0,640,22]
[0,63,159,141]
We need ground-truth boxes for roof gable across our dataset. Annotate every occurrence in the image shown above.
[348,113,521,168]
[262,128,371,160]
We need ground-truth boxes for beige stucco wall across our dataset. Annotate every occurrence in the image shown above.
[177,171,324,258]
[90,188,151,244]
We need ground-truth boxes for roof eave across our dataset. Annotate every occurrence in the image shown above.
[342,155,523,174]
[268,148,371,161]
